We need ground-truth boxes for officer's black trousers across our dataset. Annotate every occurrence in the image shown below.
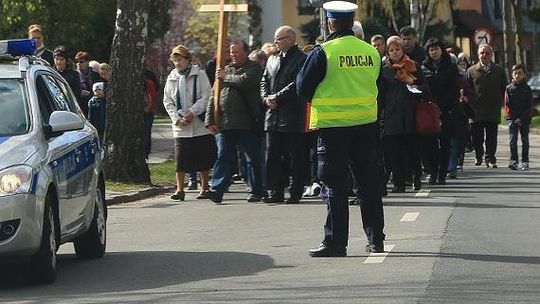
[317,123,385,248]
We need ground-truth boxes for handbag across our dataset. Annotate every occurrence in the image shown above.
[415,101,441,134]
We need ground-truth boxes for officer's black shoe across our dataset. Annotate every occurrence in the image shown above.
[437,178,446,185]
[365,242,384,253]
[309,244,347,257]
[428,176,437,185]
[475,159,483,166]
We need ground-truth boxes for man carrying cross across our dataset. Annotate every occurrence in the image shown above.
[204,40,266,204]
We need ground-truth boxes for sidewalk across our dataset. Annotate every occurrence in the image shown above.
[105,123,175,205]
[147,123,174,164]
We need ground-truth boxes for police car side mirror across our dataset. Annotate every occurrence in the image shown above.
[48,111,84,133]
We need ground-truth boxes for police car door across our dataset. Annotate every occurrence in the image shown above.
[37,74,96,236]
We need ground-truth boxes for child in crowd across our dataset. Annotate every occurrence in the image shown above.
[505,64,534,170]
[88,82,106,142]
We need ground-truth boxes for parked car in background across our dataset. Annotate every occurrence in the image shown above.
[0,39,107,284]
[527,74,540,104]
[527,74,540,117]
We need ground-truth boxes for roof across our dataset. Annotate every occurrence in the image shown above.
[0,61,22,78]
[453,10,502,36]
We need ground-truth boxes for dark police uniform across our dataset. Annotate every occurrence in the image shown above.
[296,2,385,256]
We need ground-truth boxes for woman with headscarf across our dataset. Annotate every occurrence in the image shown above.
[163,45,217,201]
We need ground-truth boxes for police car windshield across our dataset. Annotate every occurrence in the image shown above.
[0,79,30,136]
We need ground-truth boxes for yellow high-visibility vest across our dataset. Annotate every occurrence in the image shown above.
[310,35,381,129]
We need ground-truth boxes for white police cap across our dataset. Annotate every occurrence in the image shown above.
[323,1,358,19]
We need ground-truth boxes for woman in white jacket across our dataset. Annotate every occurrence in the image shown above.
[163,45,216,201]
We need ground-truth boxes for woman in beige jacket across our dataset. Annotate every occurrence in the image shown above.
[163,45,216,201]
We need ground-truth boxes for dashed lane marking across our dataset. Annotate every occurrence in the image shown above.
[400,212,420,222]
[363,244,395,264]
[415,189,430,197]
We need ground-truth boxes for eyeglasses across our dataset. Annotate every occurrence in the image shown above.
[274,35,289,42]
[76,60,87,64]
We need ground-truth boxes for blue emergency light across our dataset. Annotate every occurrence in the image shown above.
[0,39,37,56]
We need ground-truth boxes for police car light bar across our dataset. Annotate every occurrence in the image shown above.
[0,39,37,57]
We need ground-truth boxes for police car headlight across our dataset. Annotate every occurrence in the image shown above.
[0,165,33,195]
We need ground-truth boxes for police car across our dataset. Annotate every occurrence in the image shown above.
[0,39,106,284]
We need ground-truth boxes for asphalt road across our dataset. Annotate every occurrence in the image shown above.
[1,129,540,303]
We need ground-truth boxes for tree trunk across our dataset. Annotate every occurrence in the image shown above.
[248,0,262,49]
[418,0,436,43]
[104,0,151,183]
[511,0,524,64]
[410,0,420,30]
[503,0,514,77]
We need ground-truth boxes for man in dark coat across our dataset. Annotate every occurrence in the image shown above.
[466,44,508,168]
[261,25,307,204]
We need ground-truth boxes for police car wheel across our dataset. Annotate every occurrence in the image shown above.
[26,197,57,284]
[73,185,106,259]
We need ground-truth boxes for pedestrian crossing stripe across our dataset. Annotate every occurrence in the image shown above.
[364,244,395,264]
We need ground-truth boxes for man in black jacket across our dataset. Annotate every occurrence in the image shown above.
[261,26,307,203]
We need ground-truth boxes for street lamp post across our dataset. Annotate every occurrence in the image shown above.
[310,0,326,41]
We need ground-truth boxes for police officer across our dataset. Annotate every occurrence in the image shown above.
[296,1,386,257]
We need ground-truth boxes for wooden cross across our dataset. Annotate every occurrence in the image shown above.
[199,0,248,127]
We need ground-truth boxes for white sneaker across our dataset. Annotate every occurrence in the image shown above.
[303,185,313,197]
[521,162,529,171]
[311,182,321,196]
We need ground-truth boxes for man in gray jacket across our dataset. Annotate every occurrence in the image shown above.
[205,40,265,203]
[261,26,307,204]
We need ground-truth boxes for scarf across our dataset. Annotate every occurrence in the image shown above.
[389,55,417,85]
[176,64,193,113]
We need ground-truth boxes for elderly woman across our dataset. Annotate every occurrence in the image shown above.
[163,45,217,201]
[378,36,429,193]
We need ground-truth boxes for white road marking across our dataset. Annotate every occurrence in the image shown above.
[364,244,395,264]
[400,212,420,222]
[415,189,430,197]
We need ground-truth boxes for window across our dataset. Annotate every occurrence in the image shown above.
[41,75,72,112]
[0,79,30,136]
[52,75,83,117]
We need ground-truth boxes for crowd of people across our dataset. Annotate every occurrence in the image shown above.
[28,24,158,153]
[28,1,535,256]
[165,22,534,206]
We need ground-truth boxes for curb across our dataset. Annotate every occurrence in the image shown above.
[106,186,175,206]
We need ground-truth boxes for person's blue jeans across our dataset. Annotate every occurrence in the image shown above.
[509,122,530,163]
[447,137,460,173]
[189,171,197,183]
[211,130,265,200]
